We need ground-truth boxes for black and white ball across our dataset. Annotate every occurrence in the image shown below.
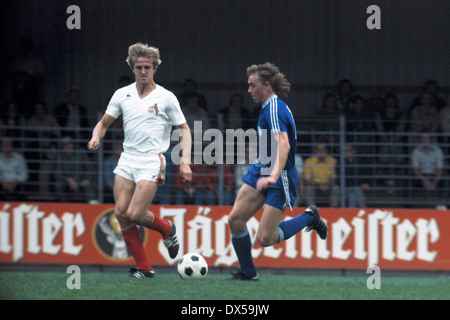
[177,253,208,279]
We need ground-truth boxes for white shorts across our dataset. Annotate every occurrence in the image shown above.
[114,152,166,184]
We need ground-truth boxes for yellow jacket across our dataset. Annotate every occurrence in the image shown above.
[304,156,337,184]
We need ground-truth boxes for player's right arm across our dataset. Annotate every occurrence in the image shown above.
[87,113,116,151]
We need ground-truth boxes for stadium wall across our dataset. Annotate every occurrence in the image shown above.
[0,202,449,271]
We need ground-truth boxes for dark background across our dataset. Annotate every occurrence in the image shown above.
[1,0,449,120]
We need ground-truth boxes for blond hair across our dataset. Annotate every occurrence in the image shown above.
[126,43,162,71]
[247,62,291,99]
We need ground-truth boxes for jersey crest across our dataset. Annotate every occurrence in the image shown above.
[147,103,159,115]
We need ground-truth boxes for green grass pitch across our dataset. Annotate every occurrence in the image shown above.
[0,270,448,300]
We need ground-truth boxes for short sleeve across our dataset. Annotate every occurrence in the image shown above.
[165,92,186,126]
[105,90,122,119]
[268,100,290,134]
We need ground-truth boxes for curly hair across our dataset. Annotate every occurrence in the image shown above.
[126,42,162,71]
[246,62,291,99]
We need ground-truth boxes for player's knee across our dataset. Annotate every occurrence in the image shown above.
[256,233,276,247]
[115,207,139,225]
[126,209,143,225]
[114,208,131,228]
[228,213,245,233]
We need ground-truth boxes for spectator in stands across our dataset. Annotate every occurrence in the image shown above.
[0,101,26,148]
[374,93,406,165]
[408,92,440,145]
[304,143,340,207]
[314,92,340,149]
[26,100,60,139]
[35,132,58,198]
[0,137,28,200]
[336,79,354,115]
[178,78,208,112]
[54,87,90,141]
[343,144,371,208]
[217,93,252,131]
[182,92,211,131]
[346,95,375,165]
[174,163,204,205]
[409,80,445,112]
[57,135,93,202]
[24,130,59,197]
[25,101,60,192]
[411,132,444,196]
[366,85,385,115]
[204,164,234,205]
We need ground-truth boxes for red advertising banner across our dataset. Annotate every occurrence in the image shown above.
[0,202,449,270]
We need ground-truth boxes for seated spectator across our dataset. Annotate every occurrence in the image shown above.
[174,164,204,205]
[57,135,93,202]
[411,132,444,197]
[182,93,211,156]
[336,78,354,115]
[409,79,445,112]
[343,144,371,208]
[346,95,375,165]
[38,132,59,197]
[26,100,60,139]
[0,101,26,148]
[182,92,211,132]
[53,87,90,142]
[217,93,252,131]
[366,85,385,115]
[178,78,208,112]
[24,101,60,194]
[313,92,340,149]
[204,164,234,206]
[374,93,406,165]
[408,92,440,146]
[304,143,340,207]
[0,137,28,200]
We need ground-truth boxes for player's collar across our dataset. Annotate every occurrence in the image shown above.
[261,94,278,109]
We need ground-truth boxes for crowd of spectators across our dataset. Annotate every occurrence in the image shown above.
[1,74,449,208]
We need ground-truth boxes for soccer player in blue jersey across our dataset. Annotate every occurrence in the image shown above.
[227,63,328,280]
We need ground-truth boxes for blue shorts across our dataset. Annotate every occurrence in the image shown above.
[242,162,298,210]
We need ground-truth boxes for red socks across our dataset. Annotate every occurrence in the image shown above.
[148,212,171,239]
[120,212,171,271]
[121,224,152,271]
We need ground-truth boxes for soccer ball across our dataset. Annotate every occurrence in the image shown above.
[177,253,208,280]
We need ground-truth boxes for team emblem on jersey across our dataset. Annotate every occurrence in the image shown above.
[148,103,159,114]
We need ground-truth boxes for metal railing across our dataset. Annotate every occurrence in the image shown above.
[1,120,449,209]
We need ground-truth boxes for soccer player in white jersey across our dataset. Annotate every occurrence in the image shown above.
[88,43,192,278]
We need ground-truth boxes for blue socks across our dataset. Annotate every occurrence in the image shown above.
[277,211,313,242]
[231,230,257,277]
[231,211,313,277]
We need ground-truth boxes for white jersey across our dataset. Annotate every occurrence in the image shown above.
[106,83,186,155]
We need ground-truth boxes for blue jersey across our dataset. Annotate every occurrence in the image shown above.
[257,95,297,170]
